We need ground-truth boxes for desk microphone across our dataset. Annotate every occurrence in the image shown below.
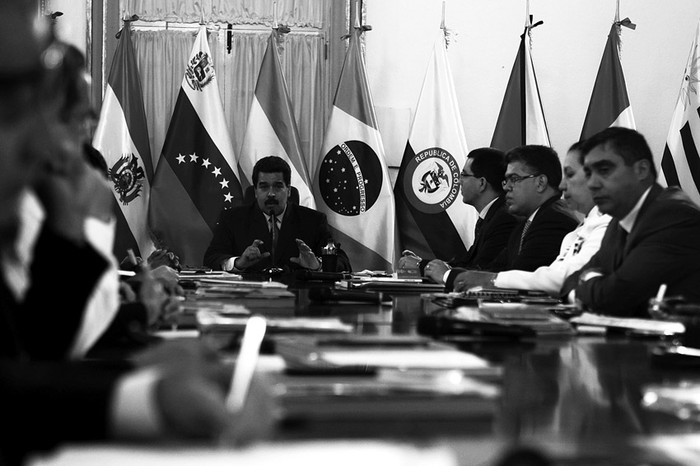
[308,287,390,304]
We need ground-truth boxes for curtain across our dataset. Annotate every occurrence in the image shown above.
[125,0,327,28]
[131,28,328,172]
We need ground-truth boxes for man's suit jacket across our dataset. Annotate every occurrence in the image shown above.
[445,195,578,290]
[0,227,107,360]
[563,184,700,317]
[203,203,350,272]
[426,196,517,277]
[451,196,518,269]
[0,228,120,465]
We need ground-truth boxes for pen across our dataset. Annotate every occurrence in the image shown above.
[656,283,668,302]
[226,315,267,413]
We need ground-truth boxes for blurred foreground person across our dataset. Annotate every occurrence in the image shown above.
[0,4,274,464]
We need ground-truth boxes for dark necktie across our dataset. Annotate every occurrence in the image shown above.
[474,217,484,239]
[270,214,279,265]
[518,219,531,255]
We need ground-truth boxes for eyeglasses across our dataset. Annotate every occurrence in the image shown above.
[502,174,539,188]
[460,171,479,180]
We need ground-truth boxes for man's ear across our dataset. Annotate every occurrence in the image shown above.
[536,174,549,193]
[634,159,652,181]
[477,176,487,193]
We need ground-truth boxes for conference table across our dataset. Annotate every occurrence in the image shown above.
[78,275,700,465]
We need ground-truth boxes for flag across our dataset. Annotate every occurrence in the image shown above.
[149,26,243,265]
[312,27,396,272]
[93,23,156,260]
[394,30,478,261]
[580,21,636,140]
[239,30,315,207]
[491,23,550,151]
[662,20,700,206]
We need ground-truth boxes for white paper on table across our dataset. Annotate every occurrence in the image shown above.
[28,441,458,466]
[320,349,490,370]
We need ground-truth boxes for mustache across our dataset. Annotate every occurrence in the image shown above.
[264,199,279,205]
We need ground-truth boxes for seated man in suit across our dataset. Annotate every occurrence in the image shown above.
[448,142,612,294]
[440,145,579,291]
[204,156,350,272]
[562,127,700,317]
[398,147,518,282]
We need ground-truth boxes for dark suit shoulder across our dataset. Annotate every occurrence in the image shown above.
[288,204,327,221]
[543,197,579,219]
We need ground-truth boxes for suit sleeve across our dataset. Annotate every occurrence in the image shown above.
[0,360,124,464]
[16,226,108,360]
[496,220,608,295]
[576,204,700,316]
[203,212,237,270]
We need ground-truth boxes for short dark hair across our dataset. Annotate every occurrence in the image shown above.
[252,156,291,186]
[580,127,657,179]
[568,140,585,165]
[505,145,562,189]
[468,147,507,194]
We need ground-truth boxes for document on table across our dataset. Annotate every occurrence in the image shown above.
[570,312,685,335]
[29,441,457,466]
[320,349,490,370]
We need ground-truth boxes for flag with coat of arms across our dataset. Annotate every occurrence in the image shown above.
[662,19,700,206]
[311,26,396,272]
[93,21,156,261]
[149,26,243,265]
[394,29,478,261]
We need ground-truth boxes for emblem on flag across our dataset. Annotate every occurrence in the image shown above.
[108,153,146,205]
[318,140,382,216]
[185,51,214,91]
[401,147,460,214]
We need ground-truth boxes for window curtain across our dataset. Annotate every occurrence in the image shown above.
[131,28,328,173]
[124,0,326,28]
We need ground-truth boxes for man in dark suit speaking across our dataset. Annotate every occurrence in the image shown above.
[204,156,349,272]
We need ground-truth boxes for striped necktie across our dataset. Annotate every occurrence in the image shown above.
[517,219,531,255]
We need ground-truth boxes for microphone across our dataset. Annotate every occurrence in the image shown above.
[308,287,390,304]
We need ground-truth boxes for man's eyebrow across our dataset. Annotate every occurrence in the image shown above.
[587,159,615,169]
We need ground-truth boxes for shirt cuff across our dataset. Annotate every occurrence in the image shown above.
[442,270,451,285]
[223,257,239,272]
[110,368,163,439]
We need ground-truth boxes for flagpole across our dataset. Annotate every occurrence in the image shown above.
[440,0,446,31]
[273,1,278,29]
[525,0,530,28]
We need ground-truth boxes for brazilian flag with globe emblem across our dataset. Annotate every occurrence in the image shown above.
[311,26,396,272]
